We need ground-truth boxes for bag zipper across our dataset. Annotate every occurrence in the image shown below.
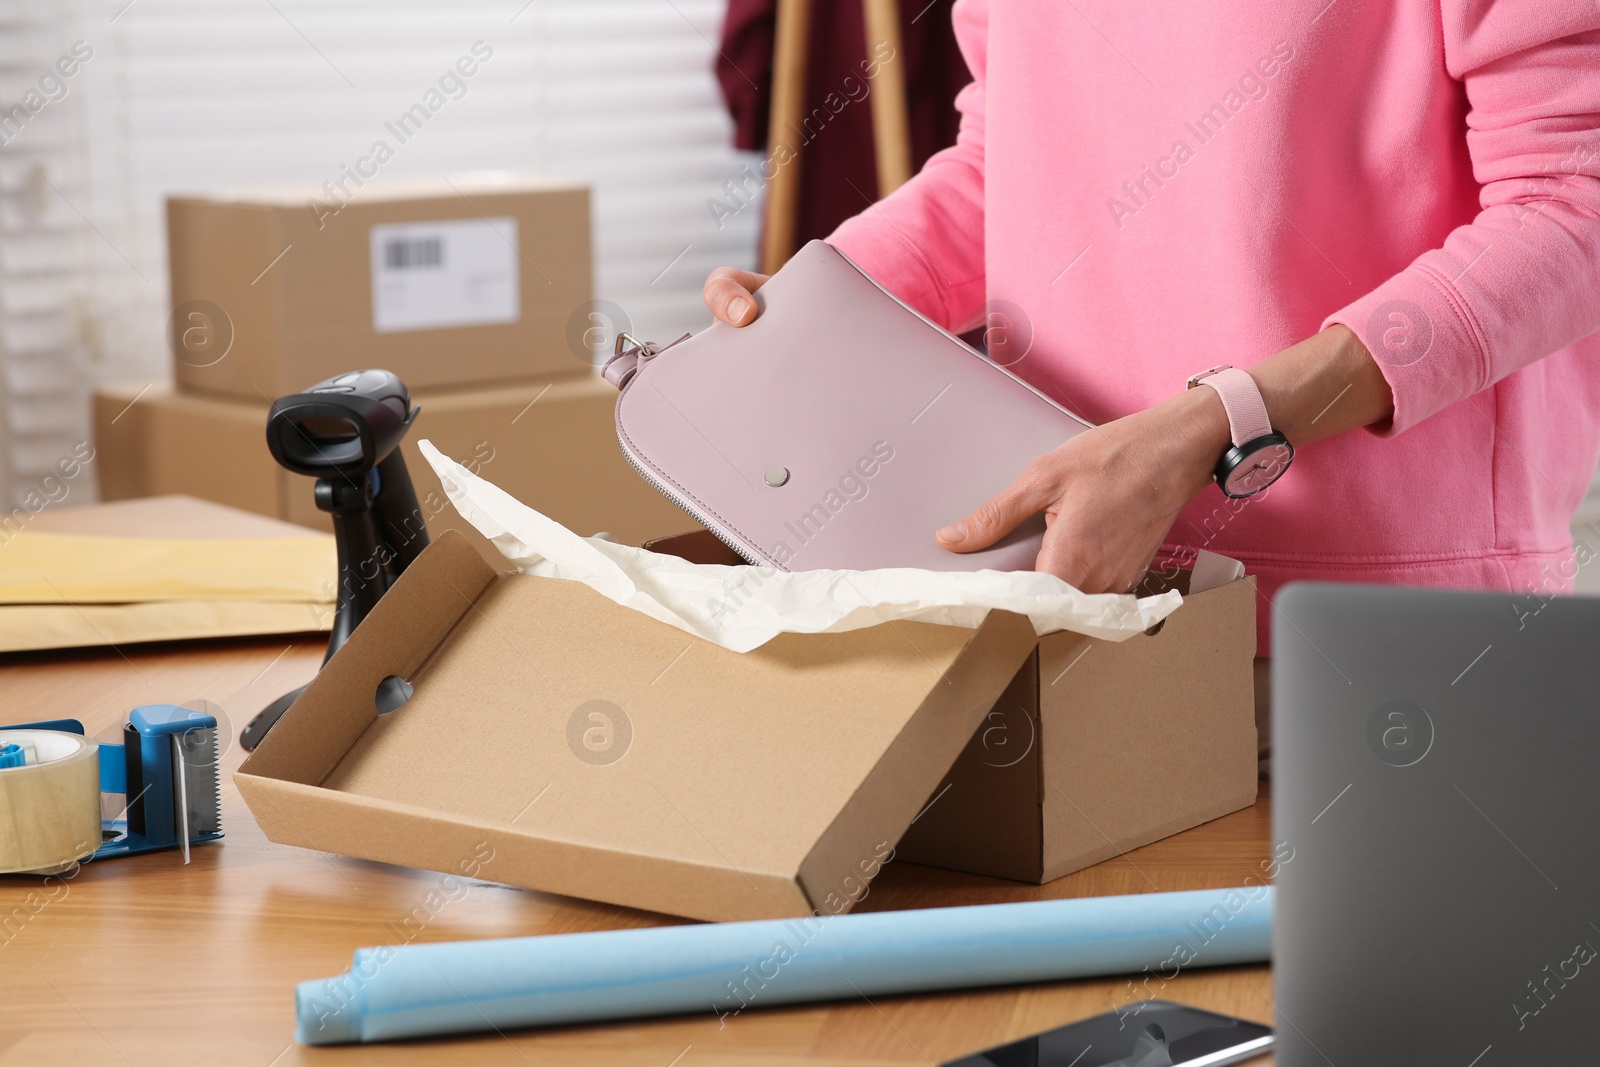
[613,427,771,567]
[606,331,771,565]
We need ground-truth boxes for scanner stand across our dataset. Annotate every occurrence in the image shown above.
[241,450,426,750]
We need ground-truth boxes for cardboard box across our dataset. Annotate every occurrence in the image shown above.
[93,377,696,567]
[235,524,1258,921]
[645,532,1260,886]
[236,531,1041,923]
[167,176,593,398]
[893,569,1260,883]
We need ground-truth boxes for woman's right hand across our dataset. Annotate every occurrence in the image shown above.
[702,267,770,327]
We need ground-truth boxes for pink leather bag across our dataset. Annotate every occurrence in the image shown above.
[602,240,1090,572]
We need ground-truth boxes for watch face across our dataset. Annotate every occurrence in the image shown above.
[1221,436,1293,498]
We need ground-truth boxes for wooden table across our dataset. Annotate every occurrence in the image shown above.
[0,501,1277,1066]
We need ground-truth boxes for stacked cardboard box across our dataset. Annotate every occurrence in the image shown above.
[95,175,697,563]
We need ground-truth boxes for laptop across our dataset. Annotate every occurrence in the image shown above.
[1273,582,1600,1065]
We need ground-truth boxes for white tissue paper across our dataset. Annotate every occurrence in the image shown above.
[421,441,1195,654]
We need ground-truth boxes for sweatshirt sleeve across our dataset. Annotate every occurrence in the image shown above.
[825,0,988,333]
[1324,4,1600,436]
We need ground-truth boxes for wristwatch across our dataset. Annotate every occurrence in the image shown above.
[1185,365,1293,499]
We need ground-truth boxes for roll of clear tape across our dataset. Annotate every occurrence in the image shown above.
[0,730,102,874]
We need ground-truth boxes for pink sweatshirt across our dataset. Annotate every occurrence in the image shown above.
[828,0,1600,655]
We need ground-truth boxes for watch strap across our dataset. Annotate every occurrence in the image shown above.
[1196,367,1273,447]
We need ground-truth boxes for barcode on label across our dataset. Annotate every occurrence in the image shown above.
[384,237,443,270]
[370,217,518,332]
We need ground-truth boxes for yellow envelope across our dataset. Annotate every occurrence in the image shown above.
[0,532,338,605]
[0,600,332,653]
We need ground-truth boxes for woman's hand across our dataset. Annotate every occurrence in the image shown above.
[935,387,1232,593]
[703,267,770,326]
[936,325,1391,593]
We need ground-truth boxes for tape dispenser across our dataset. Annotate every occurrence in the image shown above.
[0,705,223,874]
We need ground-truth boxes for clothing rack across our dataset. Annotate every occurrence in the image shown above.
[761,0,913,272]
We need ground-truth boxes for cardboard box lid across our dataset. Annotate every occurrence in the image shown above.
[236,531,1038,922]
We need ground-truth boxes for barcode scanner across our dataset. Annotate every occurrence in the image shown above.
[240,369,429,751]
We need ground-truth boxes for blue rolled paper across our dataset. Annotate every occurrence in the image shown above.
[297,886,1273,1045]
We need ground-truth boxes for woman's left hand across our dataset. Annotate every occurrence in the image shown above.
[934,386,1232,593]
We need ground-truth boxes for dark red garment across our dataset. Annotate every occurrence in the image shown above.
[715,0,969,252]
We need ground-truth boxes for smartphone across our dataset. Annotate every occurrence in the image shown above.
[942,1000,1274,1067]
